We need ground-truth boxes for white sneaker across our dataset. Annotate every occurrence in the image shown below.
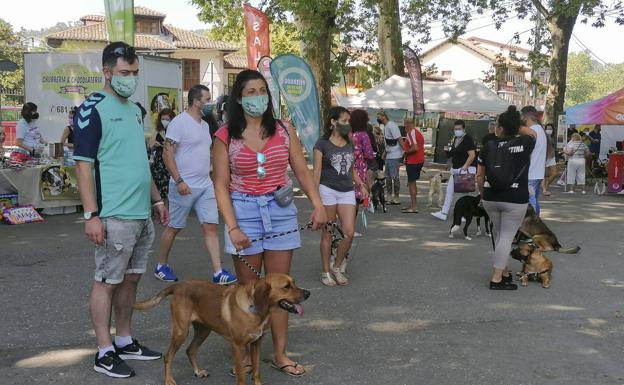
[354,232,362,238]
[566,190,575,194]
[431,211,447,221]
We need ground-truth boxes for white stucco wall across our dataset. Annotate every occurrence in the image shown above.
[421,44,491,82]
[171,50,226,99]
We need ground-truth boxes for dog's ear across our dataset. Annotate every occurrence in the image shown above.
[253,280,272,315]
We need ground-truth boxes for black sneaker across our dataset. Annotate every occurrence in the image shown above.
[93,351,135,378]
[490,280,518,290]
[502,271,513,283]
[114,338,162,361]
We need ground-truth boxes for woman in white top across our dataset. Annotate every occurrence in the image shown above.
[564,133,588,194]
[16,102,47,156]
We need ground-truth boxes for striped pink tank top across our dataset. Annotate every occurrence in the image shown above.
[215,123,291,195]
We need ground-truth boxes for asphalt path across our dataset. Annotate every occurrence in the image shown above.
[2,176,624,385]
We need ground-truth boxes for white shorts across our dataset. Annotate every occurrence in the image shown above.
[319,184,356,206]
[546,157,556,167]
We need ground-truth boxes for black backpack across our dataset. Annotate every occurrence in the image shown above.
[484,137,527,190]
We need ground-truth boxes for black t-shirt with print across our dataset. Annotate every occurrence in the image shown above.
[449,134,476,169]
[478,135,535,204]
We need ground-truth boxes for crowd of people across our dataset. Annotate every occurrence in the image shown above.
[13,41,598,380]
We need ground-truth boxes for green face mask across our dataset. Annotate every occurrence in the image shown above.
[241,95,269,117]
[110,75,138,98]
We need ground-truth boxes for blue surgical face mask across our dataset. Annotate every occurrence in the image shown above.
[241,95,269,117]
[201,103,215,117]
[454,129,464,137]
[110,75,138,98]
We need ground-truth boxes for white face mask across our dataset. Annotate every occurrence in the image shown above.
[161,120,170,129]
[545,129,553,135]
[454,129,464,137]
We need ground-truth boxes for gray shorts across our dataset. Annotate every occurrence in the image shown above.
[94,217,154,284]
[168,180,218,228]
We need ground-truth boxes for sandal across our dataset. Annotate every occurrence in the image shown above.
[320,272,336,287]
[401,207,418,213]
[543,191,551,196]
[227,364,252,377]
[331,267,349,286]
[270,361,306,377]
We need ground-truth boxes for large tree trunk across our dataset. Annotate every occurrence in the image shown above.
[297,4,336,123]
[543,13,577,125]
[378,0,405,78]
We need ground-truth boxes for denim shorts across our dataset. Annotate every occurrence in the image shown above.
[385,158,401,178]
[168,180,218,228]
[94,217,154,284]
[224,191,301,255]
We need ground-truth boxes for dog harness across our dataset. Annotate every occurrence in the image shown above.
[516,268,550,281]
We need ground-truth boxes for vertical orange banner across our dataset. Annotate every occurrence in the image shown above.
[243,4,270,69]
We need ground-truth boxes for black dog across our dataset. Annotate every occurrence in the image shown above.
[370,171,387,213]
[449,195,491,240]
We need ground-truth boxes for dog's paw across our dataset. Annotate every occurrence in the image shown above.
[165,378,178,385]
[465,236,472,241]
[194,369,210,378]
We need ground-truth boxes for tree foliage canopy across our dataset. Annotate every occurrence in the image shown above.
[566,51,624,106]
[0,18,24,91]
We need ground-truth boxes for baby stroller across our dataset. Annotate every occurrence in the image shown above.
[588,158,608,195]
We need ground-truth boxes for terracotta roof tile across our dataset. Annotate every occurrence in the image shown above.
[135,34,176,50]
[46,18,238,52]
[224,53,247,69]
[163,25,238,50]
[134,6,166,18]
[47,23,108,42]
[80,15,105,22]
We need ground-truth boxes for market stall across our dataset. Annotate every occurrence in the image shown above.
[0,161,80,214]
[334,75,509,162]
[565,88,624,193]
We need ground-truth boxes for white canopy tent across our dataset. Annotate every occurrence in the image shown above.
[335,75,509,114]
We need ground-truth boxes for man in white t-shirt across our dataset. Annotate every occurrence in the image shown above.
[377,111,404,205]
[520,106,546,215]
[154,84,236,285]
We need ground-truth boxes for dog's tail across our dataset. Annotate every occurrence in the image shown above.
[133,284,177,310]
[556,245,581,254]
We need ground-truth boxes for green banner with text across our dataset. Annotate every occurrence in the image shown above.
[104,0,135,46]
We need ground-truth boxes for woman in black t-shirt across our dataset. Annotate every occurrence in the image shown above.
[477,106,535,290]
[431,120,476,221]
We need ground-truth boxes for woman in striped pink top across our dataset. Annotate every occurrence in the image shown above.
[213,70,326,377]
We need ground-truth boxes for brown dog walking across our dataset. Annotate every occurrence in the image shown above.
[133,273,309,385]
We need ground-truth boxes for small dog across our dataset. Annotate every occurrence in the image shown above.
[370,170,387,213]
[133,273,310,385]
[427,171,444,208]
[449,195,491,240]
[511,239,554,288]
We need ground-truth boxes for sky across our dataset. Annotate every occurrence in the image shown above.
[3,0,624,64]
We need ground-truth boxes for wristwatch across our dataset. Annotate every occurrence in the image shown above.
[83,211,99,220]
[175,177,184,185]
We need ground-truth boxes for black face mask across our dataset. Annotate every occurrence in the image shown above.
[376,118,383,124]
[31,112,40,120]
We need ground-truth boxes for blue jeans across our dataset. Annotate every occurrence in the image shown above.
[528,179,542,215]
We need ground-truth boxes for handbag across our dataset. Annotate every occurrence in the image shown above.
[454,170,476,193]
[274,184,294,207]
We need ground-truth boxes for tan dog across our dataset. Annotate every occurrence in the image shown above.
[428,171,444,208]
[133,273,310,385]
[511,240,554,288]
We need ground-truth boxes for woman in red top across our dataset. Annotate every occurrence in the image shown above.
[213,70,325,377]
